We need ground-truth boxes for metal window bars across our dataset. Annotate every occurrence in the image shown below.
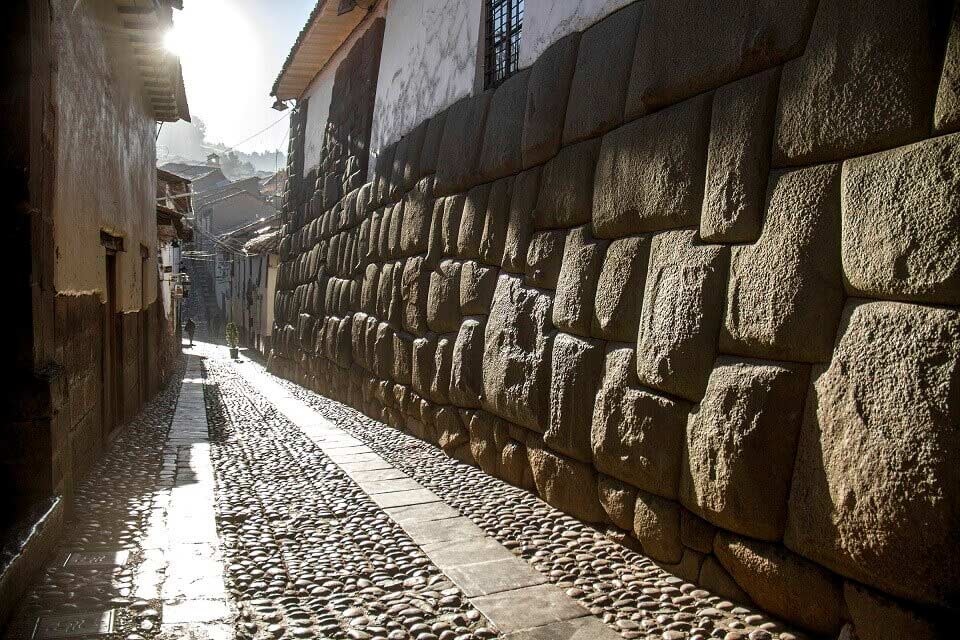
[484,0,524,89]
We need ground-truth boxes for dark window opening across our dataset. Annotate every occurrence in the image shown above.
[484,0,524,89]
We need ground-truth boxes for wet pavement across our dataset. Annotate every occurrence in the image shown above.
[4,343,803,640]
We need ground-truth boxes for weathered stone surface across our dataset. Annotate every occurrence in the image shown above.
[479,69,529,181]
[503,167,540,274]
[522,32,580,168]
[388,134,411,201]
[773,0,944,165]
[545,332,604,463]
[411,335,436,399]
[681,357,809,541]
[593,93,711,238]
[459,260,497,315]
[435,91,492,194]
[844,581,946,640]
[392,332,414,385]
[625,0,815,118]
[524,230,566,290]
[436,405,467,452]
[418,110,447,176]
[591,344,687,500]
[935,2,960,134]
[562,2,642,145]
[464,409,504,476]
[592,235,650,342]
[425,197,446,268]
[598,474,637,531]
[401,256,430,335]
[400,177,433,256]
[398,120,427,189]
[457,183,491,260]
[841,133,960,305]
[720,164,843,363]
[449,317,486,408]
[373,142,396,206]
[786,300,960,608]
[701,68,780,243]
[373,321,394,380]
[440,194,465,256]
[500,438,533,490]
[716,532,843,635]
[636,230,729,401]
[680,509,716,554]
[429,335,454,405]
[528,440,605,522]
[426,259,462,333]
[552,226,606,337]
[633,491,682,564]
[482,274,553,432]
[534,139,600,230]
[699,556,751,605]
[479,176,513,267]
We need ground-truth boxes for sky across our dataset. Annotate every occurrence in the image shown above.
[165,0,317,153]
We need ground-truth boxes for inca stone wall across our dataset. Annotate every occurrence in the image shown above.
[270,1,960,636]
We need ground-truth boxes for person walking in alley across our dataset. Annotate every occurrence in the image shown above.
[185,318,196,347]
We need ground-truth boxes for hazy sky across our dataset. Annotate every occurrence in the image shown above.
[168,0,317,153]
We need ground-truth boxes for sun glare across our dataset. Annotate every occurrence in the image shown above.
[164,28,183,56]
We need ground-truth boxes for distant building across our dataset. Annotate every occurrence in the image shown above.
[220,219,281,357]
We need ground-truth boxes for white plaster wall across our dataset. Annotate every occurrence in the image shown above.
[52,0,159,311]
[517,0,636,68]
[301,2,390,177]
[368,0,484,170]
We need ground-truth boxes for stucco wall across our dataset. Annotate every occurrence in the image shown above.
[270,0,960,636]
[51,0,158,312]
[517,0,635,68]
[368,0,484,168]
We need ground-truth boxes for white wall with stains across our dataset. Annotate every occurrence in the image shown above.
[517,0,636,68]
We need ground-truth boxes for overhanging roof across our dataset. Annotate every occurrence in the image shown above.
[271,0,377,100]
[113,0,191,122]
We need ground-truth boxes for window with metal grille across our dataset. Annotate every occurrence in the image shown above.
[484,0,524,89]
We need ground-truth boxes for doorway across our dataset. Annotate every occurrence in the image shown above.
[103,251,122,438]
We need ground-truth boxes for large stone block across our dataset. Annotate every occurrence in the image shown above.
[435,91,493,195]
[524,229,565,290]
[459,261,497,316]
[715,532,843,635]
[844,581,947,640]
[841,133,960,305]
[440,194,465,256]
[681,357,809,541]
[436,405,467,452]
[773,0,945,165]
[465,409,503,476]
[722,164,843,362]
[426,259,462,333]
[562,3,642,145]
[552,226,607,337]
[625,0,816,118]
[591,345,688,500]
[411,335,436,399]
[503,167,540,274]
[545,333,604,463]
[479,69,529,181]
[785,300,960,608]
[399,177,433,256]
[449,317,486,408]
[373,142,396,206]
[397,120,426,191]
[457,183,490,260]
[593,93,711,238]
[418,110,447,176]
[528,440,605,522]
[522,32,580,168]
[592,235,650,342]
[482,274,553,432]
[401,256,429,335]
[425,197,446,268]
[598,474,637,532]
[636,230,729,401]
[633,491,682,564]
[935,2,960,134]
[534,139,600,230]
[429,335,454,405]
[699,556,751,605]
[479,176,513,267]
[701,68,780,243]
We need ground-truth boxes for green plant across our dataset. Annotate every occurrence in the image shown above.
[225,322,240,349]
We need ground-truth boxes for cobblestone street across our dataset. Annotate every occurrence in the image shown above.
[5,346,803,640]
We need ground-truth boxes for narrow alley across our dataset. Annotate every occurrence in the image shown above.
[3,343,797,640]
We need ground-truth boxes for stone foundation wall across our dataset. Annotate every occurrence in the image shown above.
[270,1,960,636]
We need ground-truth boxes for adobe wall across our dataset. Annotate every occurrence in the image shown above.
[270,1,960,636]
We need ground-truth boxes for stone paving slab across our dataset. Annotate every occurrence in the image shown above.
[231,350,623,639]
